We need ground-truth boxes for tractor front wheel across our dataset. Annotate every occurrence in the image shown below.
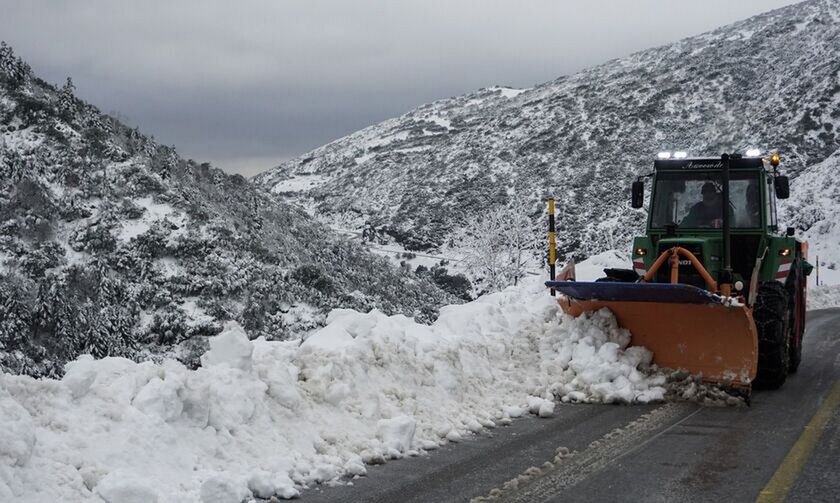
[753,282,791,389]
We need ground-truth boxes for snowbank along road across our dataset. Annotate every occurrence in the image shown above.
[304,308,840,503]
[3,256,838,502]
[0,275,671,502]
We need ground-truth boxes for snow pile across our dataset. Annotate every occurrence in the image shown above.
[568,249,631,281]
[662,371,745,406]
[808,284,840,310]
[0,277,666,502]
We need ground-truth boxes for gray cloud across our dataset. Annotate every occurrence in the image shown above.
[1,0,799,176]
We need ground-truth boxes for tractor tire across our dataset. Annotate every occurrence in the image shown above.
[787,274,805,374]
[753,282,791,389]
[788,326,802,374]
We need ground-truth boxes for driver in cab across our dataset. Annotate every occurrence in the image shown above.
[680,182,731,228]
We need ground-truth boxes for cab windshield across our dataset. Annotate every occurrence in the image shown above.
[649,171,761,229]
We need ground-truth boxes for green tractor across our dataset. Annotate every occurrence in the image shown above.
[548,152,812,390]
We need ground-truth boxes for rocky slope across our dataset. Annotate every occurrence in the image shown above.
[783,147,840,282]
[0,42,453,376]
[256,0,840,262]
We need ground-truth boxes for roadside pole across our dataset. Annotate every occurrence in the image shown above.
[548,198,556,296]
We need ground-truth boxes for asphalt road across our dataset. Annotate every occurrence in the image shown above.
[303,308,840,503]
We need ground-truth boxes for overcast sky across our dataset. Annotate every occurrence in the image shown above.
[1,1,799,176]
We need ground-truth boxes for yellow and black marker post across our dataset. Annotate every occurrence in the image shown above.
[548,198,556,296]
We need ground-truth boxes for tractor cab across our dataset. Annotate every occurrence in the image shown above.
[629,154,793,300]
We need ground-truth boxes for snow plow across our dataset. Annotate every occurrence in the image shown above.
[547,152,812,391]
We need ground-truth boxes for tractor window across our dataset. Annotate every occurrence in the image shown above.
[650,172,761,229]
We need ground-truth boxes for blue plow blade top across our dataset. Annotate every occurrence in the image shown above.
[545,281,724,305]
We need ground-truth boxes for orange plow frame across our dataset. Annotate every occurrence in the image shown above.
[558,247,758,389]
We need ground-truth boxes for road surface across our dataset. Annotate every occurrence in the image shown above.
[303,308,840,503]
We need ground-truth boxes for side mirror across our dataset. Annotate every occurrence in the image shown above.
[631,180,644,209]
[786,227,795,237]
[775,176,790,199]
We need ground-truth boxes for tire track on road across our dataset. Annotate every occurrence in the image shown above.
[473,402,701,503]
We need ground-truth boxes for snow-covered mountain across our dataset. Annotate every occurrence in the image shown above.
[0,42,454,377]
[256,0,840,262]
[783,148,840,283]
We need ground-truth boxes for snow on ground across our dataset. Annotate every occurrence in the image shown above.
[419,114,452,130]
[810,257,840,286]
[321,224,467,276]
[179,299,216,328]
[269,174,329,194]
[369,239,461,272]
[490,86,531,99]
[0,272,667,502]
[785,149,840,287]
[393,145,434,154]
[567,249,630,281]
[359,130,409,150]
[808,284,840,310]
[156,257,185,279]
[117,197,185,242]
[354,152,375,164]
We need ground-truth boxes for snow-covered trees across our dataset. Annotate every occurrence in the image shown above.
[0,280,31,353]
[414,262,472,300]
[0,41,29,88]
[57,77,77,120]
[0,44,454,376]
[451,203,541,294]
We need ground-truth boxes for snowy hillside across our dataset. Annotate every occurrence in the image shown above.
[256,0,840,265]
[783,148,840,284]
[782,146,840,306]
[0,273,685,502]
[0,42,454,377]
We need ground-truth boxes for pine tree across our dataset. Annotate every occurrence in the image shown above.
[32,274,80,360]
[0,282,31,352]
[247,195,263,236]
[0,41,30,88]
[57,77,77,120]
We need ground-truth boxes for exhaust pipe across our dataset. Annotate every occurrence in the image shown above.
[720,153,733,297]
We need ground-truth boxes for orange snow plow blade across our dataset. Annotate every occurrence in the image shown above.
[560,297,758,388]
[547,247,759,388]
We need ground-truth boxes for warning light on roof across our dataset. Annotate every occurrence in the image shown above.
[673,151,688,159]
[745,148,761,157]
[657,152,672,160]
[770,153,781,167]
